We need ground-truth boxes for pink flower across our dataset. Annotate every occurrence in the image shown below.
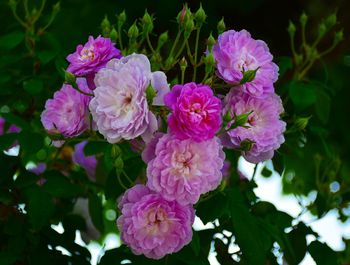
[41,78,92,138]
[117,184,194,259]
[213,30,278,97]
[89,54,167,143]
[146,134,225,205]
[223,89,286,163]
[164,82,222,142]
[66,36,122,89]
[72,141,97,181]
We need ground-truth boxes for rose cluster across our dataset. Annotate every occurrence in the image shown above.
[40,27,285,259]
[213,29,286,163]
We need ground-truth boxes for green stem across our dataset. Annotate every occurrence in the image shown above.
[146,33,155,54]
[298,60,314,80]
[174,40,186,61]
[185,40,195,65]
[192,27,201,81]
[118,25,124,50]
[69,82,94,97]
[117,172,128,190]
[122,170,133,185]
[181,66,186,84]
[290,33,298,63]
[11,8,28,29]
[23,0,29,18]
[167,29,182,59]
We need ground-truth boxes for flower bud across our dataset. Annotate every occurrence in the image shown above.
[184,18,194,39]
[114,156,124,170]
[217,18,226,34]
[318,23,327,38]
[177,4,192,27]
[157,31,168,50]
[240,68,259,84]
[142,10,154,34]
[101,16,111,37]
[110,28,118,42]
[235,111,253,127]
[52,2,60,15]
[204,53,215,73]
[299,12,308,27]
[146,84,156,104]
[179,57,188,71]
[223,112,232,123]
[128,22,139,40]
[64,70,76,85]
[195,4,206,26]
[111,144,122,158]
[8,0,17,11]
[207,33,216,51]
[287,20,296,37]
[294,116,310,131]
[325,13,337,28]
[334,30,344,44]
[117,10,126,28]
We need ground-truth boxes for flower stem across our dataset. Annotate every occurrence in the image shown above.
[192,27,201,81]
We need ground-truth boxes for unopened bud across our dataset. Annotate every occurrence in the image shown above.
[157,31,168,51]
[128,22,139,39]
[207,33,216,51]
[114,156,124,170]
[184,18,194,39]
[64,71,76,85]
[52,2,60,14]
[217,18,226,34]
[195,4,206,26]
[240,68,259,85]
[101,16,111,37]
[334,30,344,44]
[325,13,337,28]
[299,12,308,27]
[318,23,327,38]
[294,116,310,131]
[223,112,232,123]
[117,10,126,28]
[287,20,296,36]
[110,28,118,42]
[146,85,156,103]
[111,145,122,158]
[235,111,253,127]
[8,0,17,11]
[142,10,153,34]
[204,53,215,73]
[179,57,188,71]
[177,4,192,27]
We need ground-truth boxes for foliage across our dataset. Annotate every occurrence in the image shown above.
[1,1,350,265]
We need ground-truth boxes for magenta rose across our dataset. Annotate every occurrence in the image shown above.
[164,82,222,142]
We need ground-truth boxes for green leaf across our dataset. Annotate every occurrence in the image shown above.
[88,194,105,233]
[315,90,331,124]
[276,56,293,78]
[84,141,110,156]
[190,230,200,256]
[105,170,124,200]
[228,187,266,265]
[43,172,83,198]
[261,166,273,178]
[196,192,229,224]
[38,50,58,64]
[18,131,44,156]
[27,187,54,229]
[0,113,30,130]
[284,223,308,265]
[23,79,43,95]
[0,133,18,150]
[289,81,317,110]
[0,31,24,50]
[308,241,338,265]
